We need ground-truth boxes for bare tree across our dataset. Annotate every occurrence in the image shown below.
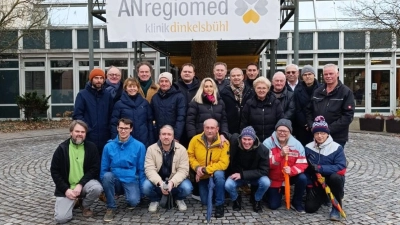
[191,41,217,80]
[0,0,48,54]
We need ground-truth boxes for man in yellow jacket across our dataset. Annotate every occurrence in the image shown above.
[188,118,230,218]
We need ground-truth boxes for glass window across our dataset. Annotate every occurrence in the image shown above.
[318,53,339,58]
[105,60,128,67]
[0,54,18,59]
[343,68,365,107]
[371,60,391,65]
[371,70,390,107]
[78,61,99,66]
[104,30,127,48]
[344,53,365,58]
[77,29,100,49]
[318,60,338,66]
[370,31,392,49]
[52,105,74,118]
[276,54,287,60]
[79,71,90,90]
[396,65,400,107]
[51,70,74,103]
[25,62,45,67]
[344,32,365,49]
[298,33,313,50]
[0,61,18,68]
[51,60,73,68]
[0,106,20,118]
[25,71,45,96]
[277,33,287,50]
[299,54,313,59]
[0,70,19,104]
[318,32,339,49]
[344,59,365,66]
[0,31,18,50]
[370,52,391,57]
[23,30,45,49]
[298,60,313,67]
[50,30,72,49]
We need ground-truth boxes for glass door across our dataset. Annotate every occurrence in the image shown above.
[370,69,391,112]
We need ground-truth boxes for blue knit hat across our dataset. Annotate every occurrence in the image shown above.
[240,126,257,141]
[312,115,330,134]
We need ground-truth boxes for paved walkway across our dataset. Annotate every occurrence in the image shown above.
[0,129,400,224]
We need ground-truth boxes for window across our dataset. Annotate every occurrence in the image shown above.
[0,70,19,104]
[344,32,365,49]
[277,33,287,50]
[343,68,365,107]
[0,106,20,118]
[25,71,45,96]
[298,33,313,50]
[77,29,100,49]
[50,30,72,49]
[0,31,18,50]
[78,60,100,90]
[23,30,45,49]
[104,29,127,48]
[370,31,392,49]
[318,32,339,49]
[50,60,73,103]
[52,105,74,118]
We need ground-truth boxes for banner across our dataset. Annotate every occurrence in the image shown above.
[106,0,281,41]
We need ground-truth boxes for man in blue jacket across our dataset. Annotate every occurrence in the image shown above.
[101,118,146,222]
[73,68,113,156]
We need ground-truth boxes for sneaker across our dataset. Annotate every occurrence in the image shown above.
[232,195,242,211]
[330,207,341,221]
[148,202,159,212]
[127,205,135,210]
[215,205,224,218]
[291,204,306,214]
[253,201,263,213]
[103,209,115,222]
[82,208,93,217]
[192,194,201,201]
[176,200,187,211]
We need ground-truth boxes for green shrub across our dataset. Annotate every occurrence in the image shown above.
[16,91,51,121]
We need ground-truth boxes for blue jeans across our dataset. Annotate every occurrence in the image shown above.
[225,176,270,202]
[102,172,141,209]
[142,178,193,202]
[267,173,307,210]
[198,170,225,206]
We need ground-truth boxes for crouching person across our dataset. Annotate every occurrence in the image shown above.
[225,126,270,213]
[101,118,146,222]
[305,116,346,221]
[143,125,193,212]
[50,120,103,224]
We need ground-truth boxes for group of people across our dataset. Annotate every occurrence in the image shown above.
[50,61,354,223]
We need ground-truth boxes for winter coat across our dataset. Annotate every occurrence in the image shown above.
[145,141,189,187]
[272,85,296,120]
[138,80,159,103]
[305,136,346,177]
[150,84,186,141]
[187,133,230,180]
[220,83,255,134]
[214,79,230,92]
[175,77,200,104]
[227,133,269,180]
[111,91,155,147]
[186,96,229,140]
[100,136,146,185]
[73,82,113,153]
[263,132,308,188]
[50,139,100,197]
[306,80,355,143]
[240,92,284,142]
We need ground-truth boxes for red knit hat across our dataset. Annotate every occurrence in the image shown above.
[89,68,105,81]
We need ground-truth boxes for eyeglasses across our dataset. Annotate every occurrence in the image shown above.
[286,71,297,75]
[108,73,121,77]
[302,73,314,77]
[277,129,289,134]
[118,127,131,131]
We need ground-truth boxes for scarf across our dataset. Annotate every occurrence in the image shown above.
[230,82,245,104]
[203,93,215,104]
[105,79,120,98]
[140,79,152,97]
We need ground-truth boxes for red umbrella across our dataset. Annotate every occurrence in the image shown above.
[283,155,290,209]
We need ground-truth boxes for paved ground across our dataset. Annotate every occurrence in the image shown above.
[0,129,400,224]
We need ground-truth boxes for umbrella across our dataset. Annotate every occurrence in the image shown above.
[206,176,215,224]
[316,173,347,219]
[283,155,290,209]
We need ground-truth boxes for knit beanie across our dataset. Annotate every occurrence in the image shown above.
[89,68,105,81]
[301,65,315,76]
[240,126,257,141]
[158,72,173,84]
[312,115,330,134]
[275,119,293,133]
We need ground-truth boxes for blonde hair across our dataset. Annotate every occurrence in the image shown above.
[253,77,271,89]
[123,78,145,97]
[192,78,218,105]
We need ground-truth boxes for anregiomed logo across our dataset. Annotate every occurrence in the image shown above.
[235,0,268,23]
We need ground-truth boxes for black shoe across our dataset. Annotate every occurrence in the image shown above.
[253,201,263,213]
[250,185,257,204]
[215,205,224,218]
[232,195,242,211]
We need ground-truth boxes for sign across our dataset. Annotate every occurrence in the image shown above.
[372,83,377,90]
[106,0,281,42]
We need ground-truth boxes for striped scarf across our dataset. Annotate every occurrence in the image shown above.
[230,82,245,104]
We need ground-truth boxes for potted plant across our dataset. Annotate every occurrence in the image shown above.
[359,113,384,132]
[385,110,400,133]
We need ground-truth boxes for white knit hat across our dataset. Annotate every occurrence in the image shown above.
[158,72,173,84]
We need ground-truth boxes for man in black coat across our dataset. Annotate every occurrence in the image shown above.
[213,62,230,91]
[50,120,102,224]
[104,66,124,104]
[271,72,296,120]
[285,64,300,92]
[225,126,270,213]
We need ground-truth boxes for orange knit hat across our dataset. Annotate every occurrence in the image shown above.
[89,68,105,81]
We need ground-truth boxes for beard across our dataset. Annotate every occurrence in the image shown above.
[71,136,84,145]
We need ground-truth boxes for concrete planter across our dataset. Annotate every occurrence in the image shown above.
[359,118,384,132]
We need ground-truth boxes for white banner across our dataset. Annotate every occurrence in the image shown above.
[106,0,281,42]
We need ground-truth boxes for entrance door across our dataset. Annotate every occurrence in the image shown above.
[369,69,391,112]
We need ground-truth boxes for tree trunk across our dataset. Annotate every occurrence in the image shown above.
[191,41,217,80]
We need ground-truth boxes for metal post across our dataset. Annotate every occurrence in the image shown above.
[293,0,299,64]
[88,0,94,71]
[139,42,143,61]
[134,42,138,76]
[270,40,276,79]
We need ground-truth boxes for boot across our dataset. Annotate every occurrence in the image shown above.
[250,185,257,204]
[253,201,263,213]
[215,205,224,218]
[232,195,242,211]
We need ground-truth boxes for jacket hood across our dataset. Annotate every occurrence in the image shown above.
[120,91,146,108]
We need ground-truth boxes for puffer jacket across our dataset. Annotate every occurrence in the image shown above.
[73,82,113,153]
[263,132,308,188]
[272,85,296,120]
[111,91,155,147]
[240,92,284,142]
[175,77,200,104]
[186,96,229,139]
[151,84,186,141]
[220,83,255,134]
[187,133,230,179]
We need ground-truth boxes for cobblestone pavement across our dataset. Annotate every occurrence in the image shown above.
[1,131,400,224]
